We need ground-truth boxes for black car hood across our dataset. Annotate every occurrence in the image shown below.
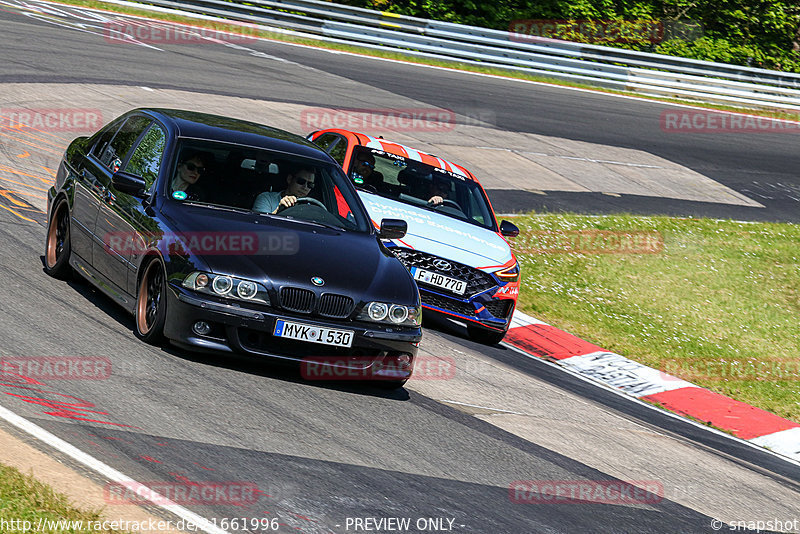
[162,204,417,305]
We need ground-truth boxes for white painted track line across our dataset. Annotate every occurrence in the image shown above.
[0,403,231,534]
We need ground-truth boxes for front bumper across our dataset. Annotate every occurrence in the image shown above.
[387,246,516,332]
[164,284,421,380]
[419,286,515,332]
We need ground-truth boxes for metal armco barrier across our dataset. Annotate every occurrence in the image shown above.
[104,0,800,110]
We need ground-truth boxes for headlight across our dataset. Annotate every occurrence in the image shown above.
[237,280,258,300]
[357,302,420,327]
[367,302,388,321]
[495,262,520,282]
[212,275,233,295]
[182,272,270,305]
[388,304,408,324]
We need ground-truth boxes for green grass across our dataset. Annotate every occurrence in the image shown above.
[0,463,129,533]
[508,213,800,422]
[42,0,800,120]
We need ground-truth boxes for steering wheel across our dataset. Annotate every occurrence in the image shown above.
[294,197,326,209]
[430,199,463,212]
[277,196,327,212]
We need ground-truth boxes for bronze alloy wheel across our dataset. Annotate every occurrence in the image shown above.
[44,200,72,279]
[136,259,166,343]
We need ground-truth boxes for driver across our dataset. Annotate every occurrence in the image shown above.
[427,176,451,206]
[253,164,315,214]
[351,150,384,190]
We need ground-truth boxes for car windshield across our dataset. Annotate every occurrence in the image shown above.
[168,140,369,232]
[348,148,496,230]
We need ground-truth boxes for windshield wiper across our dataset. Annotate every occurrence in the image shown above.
[186,202,252,215]
[354,184,377,193]
[280,216,344,232]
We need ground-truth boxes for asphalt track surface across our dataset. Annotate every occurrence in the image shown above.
[1,4,800,534]
[1,0,799,222]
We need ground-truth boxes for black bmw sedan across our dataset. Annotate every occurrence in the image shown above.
[45,109,421,387]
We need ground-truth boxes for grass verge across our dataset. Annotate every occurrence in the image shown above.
[34,0,800,121]
[507,213,800,422]
[0,462,128,533]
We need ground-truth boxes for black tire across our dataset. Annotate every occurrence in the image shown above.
[44,199,73,279]
[135,258,167,344]
[467,324,507,345]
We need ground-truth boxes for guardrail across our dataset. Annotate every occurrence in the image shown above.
[105,0,800,111]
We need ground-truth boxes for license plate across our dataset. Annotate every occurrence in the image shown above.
[273,320,354,347]
[411,267,466,295]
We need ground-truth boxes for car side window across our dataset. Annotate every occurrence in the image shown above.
[90,121,123,162]
[312,133,336,151]
[98,116,152,171]
[328,141,346,167]
[313,133,346,166]
[124,124,166,189]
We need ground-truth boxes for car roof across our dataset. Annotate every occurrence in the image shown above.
[341,130,477,181]
[140,108,331,162]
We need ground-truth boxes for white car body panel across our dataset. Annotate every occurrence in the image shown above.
[359,192,512,271]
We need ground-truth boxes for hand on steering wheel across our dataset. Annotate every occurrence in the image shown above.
[277,196,327,212]
[428,198,462,211]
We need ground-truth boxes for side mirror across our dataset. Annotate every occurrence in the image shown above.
[500,220,520,237]
[378,218,407,240]
[111,171,147,197]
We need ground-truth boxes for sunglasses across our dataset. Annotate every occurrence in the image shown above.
[184,162,206,173]
[358,159,375,169]
[295,177,315,188]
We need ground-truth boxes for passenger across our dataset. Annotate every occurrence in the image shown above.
[253,164,316,214]
[172,150,214,200]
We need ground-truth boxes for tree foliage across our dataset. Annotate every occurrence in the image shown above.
[341,0,800,72]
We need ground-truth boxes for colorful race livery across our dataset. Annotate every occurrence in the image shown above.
[308,129,520,344]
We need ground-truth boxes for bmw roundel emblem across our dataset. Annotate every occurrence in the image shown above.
[432,259,452,271]
[311,276,325,286]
